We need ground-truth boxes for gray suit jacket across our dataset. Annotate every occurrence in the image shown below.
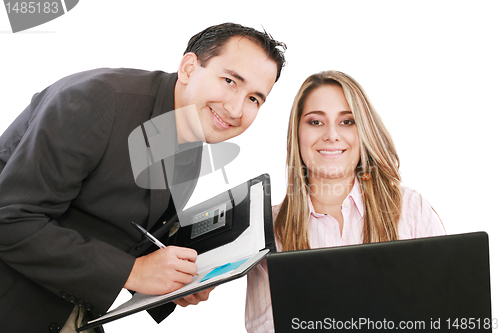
[0,68,202,332]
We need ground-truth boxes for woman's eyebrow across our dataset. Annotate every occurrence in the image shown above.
[339,110,353,115]
[302,110,326,117]
[302,110,352,117]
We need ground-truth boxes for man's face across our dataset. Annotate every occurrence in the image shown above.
[178,36,278,143]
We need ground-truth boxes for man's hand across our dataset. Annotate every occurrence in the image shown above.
[173,287,216,307]
[124,246,198,295]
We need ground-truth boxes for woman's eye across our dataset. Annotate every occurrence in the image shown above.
[309,120,323,126]
[225,78,235,86]
[340,119,355,125]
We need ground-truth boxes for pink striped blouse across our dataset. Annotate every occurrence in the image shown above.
[245,179,446,332]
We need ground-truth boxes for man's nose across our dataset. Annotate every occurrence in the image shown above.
[223,94,245,120]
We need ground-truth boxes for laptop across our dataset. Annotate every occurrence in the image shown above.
[267,232,492,332]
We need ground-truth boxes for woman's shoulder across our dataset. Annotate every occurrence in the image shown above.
[398,185,446,237]
[400,185,434,211]
[400,185,423,204]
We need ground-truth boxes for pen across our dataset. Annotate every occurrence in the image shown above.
[131,221,199,276]
[131,221,166,249]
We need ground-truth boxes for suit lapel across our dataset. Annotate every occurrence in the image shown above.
[146,73,178,230]
[144,72,203,231]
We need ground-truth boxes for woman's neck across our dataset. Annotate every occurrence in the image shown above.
[308,175,355,234]
[308,175,355,208]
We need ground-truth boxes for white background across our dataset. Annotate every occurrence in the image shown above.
[1,1,499,332]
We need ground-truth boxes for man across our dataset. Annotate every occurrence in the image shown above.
[0,23,286,332]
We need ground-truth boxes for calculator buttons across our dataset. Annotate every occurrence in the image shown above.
[190,204,227,239]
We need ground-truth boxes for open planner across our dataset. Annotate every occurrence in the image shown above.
[78,174,275,331]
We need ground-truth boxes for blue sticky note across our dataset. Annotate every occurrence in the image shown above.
[200,258,249,282]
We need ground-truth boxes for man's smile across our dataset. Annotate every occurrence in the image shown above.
[210,107,232,128]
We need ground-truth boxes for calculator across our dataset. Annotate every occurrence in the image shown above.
[190,203,228,239]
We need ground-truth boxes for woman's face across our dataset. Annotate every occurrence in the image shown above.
[298,84,361,181]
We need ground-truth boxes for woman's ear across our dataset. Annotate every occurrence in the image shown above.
[177,52,199,84]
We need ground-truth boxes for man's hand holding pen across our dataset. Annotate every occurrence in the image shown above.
[125,221,215,306]
[124,245,198,295]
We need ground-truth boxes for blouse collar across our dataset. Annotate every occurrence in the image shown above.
[307,177,364,218]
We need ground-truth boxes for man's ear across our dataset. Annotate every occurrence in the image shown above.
[177,52,199,84]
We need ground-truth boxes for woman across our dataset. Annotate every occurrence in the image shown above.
[245,70,445,332]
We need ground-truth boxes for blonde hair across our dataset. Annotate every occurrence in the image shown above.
[275,71,402,251]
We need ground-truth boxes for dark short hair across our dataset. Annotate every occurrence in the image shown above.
[184,22,286,82]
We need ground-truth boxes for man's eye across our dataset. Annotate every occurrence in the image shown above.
[249,96,260,105]
[225,78,235,86]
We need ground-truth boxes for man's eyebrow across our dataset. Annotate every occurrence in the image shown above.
[224,69,246,83]
[224,69,267,103]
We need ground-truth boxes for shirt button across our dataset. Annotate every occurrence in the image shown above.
[344,201,351,208]
[86,303,94,311]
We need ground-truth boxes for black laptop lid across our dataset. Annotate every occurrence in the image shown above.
[267,232,492,332]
